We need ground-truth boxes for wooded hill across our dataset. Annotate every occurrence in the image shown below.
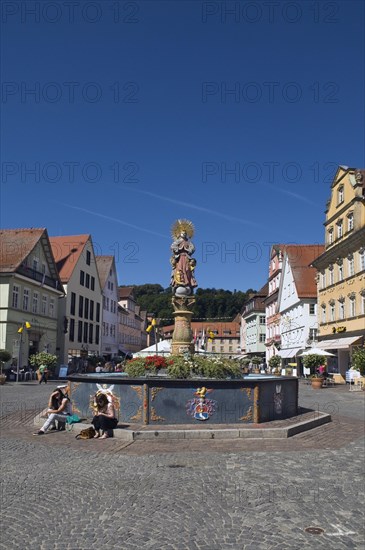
[124,284,256,325]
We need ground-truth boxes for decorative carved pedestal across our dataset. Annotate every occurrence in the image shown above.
[171,295,195,355]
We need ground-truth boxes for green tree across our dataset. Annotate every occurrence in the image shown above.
[0,350,12,375]
[352,346,365,376]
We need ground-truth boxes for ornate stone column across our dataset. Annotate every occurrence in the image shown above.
[171,296,195,355]
[169,219,197,356]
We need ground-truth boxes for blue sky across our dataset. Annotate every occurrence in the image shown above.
[1,0,364,291]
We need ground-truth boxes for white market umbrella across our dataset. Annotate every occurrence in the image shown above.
[299,348,335,357]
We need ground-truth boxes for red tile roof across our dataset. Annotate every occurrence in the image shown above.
[284,245,325,298]
[0,228,64,289]
[95,256,114,289]
[118,286,135,300]
[49,235,90,283]
[0,228,45,272]
[162,320,240,338]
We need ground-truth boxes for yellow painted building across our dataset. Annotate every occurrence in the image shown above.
[311,166,365,374]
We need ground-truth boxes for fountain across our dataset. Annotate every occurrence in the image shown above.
[67,220,299,425]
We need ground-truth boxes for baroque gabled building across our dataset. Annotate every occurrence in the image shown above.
[0,228,64,367]
[264,245,287,362]
[95,256,119,359]
[162,316,241,356]
[277,245,324,367]
[118,287,148,354]
[311,166,365,374]
[241,284,267,357]
[50,234,102,370]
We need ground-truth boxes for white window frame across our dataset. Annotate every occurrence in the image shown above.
[32,291,39,314]
[349,298,356,318]
[23,288,30,311]
[338,301,345,320]
[338,186,344,204]
[330,304,335,322]
[49,297,55,318]
[337,221,343,239]
[320,271,326,289]
[12,284,19,309]
[359,249,365,271]
[347,213,354,232]
[321,306,326,324]
[41,295,47,315]
[348,256,355,277]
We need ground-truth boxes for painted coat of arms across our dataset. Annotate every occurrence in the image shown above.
[186,387,217,421]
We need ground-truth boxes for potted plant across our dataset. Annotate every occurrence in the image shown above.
[351,346,365,376]
[302,354,326,388]
[240,358,251,374]
[251,356,262,374]
[29,352,58,381]
[0,349,12,384]
[269,355,281,375]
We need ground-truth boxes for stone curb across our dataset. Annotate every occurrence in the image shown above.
[34,412,331,441]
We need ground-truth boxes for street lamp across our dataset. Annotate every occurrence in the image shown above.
[17,322,31,383]
[146,317,158,355]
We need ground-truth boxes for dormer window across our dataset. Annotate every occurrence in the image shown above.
[338,185,344,204]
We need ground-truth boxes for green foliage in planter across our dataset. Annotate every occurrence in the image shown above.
[0,349,12,374]
[124,358,148,377]
[166,356,191,379]
[124,355,169,377]
[251,356,262,365]
[125,355,242,379]
[268,355,281,369]
[352,346,365,376]
[29,352,58,372]
[241,358,251,366]
[302,354,326,377]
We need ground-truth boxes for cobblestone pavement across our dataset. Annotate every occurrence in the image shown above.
[0,381,364,550]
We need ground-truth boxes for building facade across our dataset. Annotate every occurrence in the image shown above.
[277,245,324,367]
[162,317,241,356]
[311,166,365,374]
[96,256,119,359]
[241,285,267,357]
[264,245,286,362]
[118,287,148,354]
[50,235,102,369]
[0,228,64,367]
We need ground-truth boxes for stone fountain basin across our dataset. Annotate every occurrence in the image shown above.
[67,374,298,425]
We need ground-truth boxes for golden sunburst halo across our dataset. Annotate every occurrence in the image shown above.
[171,219,195,239]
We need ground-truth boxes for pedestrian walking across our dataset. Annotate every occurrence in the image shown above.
[38,364,48,384]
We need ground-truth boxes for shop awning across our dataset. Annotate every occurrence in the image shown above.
[277,348,303,358]
[316,337,362,350]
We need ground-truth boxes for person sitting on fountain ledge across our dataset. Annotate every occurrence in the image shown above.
[33,386,71,435]
[91,393,118,439]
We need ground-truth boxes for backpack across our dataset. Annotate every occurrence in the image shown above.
[75,427,96,440]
